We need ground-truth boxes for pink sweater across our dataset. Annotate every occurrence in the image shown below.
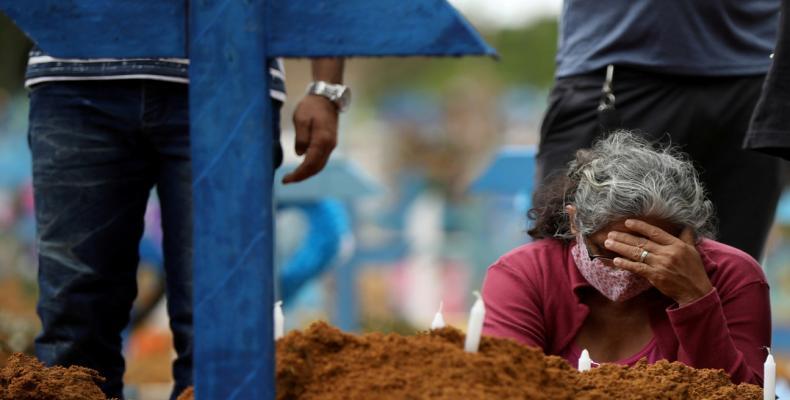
[481,238,770,385]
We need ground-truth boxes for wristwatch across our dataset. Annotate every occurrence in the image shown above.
[307,81,351,112]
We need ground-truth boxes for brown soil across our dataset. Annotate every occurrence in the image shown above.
[0,353,106,400]
[277,322,573,399]
[577,361,761,399]
[177,321,762,400]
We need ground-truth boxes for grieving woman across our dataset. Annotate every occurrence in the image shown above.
[482,131,770,385]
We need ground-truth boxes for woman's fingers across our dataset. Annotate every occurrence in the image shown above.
[612,257,653,279]
[607,231,659,252]
[604,238,651,262]
[624,219,678,245]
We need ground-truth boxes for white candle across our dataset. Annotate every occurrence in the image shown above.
[431,301,446,330]
[274,300,284,340]
[464,291,485,353]
[578,349,592,372]
[764,349,776,400]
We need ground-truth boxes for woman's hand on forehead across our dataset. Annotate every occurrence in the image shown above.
[603,219,712,306]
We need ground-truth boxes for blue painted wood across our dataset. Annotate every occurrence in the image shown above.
[470,146,537,195]
[1,0,186,58]
[189,0,274,398]
[0,0,495,59]
[268,0,496,58]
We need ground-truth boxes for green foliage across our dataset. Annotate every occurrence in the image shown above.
[359,18,558,99]
[493,19,558,86]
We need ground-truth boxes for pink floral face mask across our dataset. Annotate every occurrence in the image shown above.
[572,233,651,302]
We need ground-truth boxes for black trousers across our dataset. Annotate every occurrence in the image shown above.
[537,67,783,260]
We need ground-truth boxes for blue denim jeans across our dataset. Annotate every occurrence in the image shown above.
[28,80,282,399]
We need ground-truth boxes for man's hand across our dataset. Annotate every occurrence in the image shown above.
[282,57,344,184]
[281,94,338,184]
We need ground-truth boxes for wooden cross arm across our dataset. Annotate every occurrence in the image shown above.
[1,0,496,59]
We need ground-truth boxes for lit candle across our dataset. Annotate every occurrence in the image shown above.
[764,349,775,400]
[431,301,446,330]
[274,300,284,340]
[464,291,485,353]
[578,349,592,372]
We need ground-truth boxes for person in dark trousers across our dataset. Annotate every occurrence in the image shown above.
[537,1,782,261]
[746,0,790,159]
[26,50,350,399]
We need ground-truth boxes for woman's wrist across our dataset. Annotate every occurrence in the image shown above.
[675,284,714,307]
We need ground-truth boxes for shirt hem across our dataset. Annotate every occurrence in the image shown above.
[25,75,287,101]
[556,62,771,79]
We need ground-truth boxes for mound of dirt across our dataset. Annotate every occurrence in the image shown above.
[178,321,762,400]
[0,353,106,400]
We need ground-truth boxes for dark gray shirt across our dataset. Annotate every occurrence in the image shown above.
[556,0,780,77]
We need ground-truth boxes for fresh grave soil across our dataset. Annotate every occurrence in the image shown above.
[0,353,106,400]
[179,321,762,400]
[576,360,761,400]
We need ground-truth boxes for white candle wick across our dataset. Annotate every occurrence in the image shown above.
[431,301,446,330]
[464,291,485,353]
[764,347,776,400]
[274,300,284,340]
[578,349,592,372]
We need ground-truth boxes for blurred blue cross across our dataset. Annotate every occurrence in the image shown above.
[1,1,495,398]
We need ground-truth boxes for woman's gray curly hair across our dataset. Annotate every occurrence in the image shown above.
[528,130,716,240]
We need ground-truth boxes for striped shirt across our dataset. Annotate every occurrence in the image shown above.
[25,48,286,101]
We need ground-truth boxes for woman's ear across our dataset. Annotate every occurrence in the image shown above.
[566,204,578,235]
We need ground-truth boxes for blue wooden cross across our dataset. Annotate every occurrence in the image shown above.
[1,1,495,398]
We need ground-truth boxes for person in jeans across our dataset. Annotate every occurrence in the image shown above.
[537,1,782,261]
[26,48,349,399]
